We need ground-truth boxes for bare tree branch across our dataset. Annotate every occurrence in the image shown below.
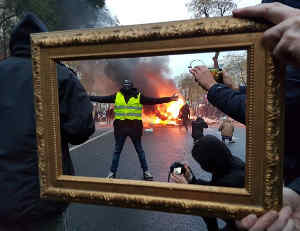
[0,14,16,27]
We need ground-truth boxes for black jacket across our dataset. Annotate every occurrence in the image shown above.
[191,135,245,231]
[261,0,300,197]
[192,117,208,140]
[207,84,246,124]
[90,88,173,136]
[208,78,300,194]
[0,13,95,222]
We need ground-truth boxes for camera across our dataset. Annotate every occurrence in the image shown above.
[169,162,186,175]
[168,161,186,182]
[208,68,223,84]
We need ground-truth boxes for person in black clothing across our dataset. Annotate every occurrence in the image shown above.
[172,135,245,231]
[233,2,300,230]
[191,116,208,142]
[0,13,95,230]
[190,2,300,229]
[90,79,178,180]
[179,102,191,131]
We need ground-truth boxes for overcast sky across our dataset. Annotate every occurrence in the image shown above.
[106,0,261,26]
[105,0,261,78]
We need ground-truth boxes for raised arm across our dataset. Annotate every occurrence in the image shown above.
[140,94,178,105]
[207,84,246,124]
[89,94,116,104]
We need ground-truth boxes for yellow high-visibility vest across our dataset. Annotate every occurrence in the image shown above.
[114,92,142,120]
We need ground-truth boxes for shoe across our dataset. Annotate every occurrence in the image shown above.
[143,171,153,181]
[106,171,116,179]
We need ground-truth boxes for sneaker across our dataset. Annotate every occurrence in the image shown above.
[106,171,116,179]
[143,171,153,181]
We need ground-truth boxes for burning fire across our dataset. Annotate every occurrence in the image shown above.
[143,97,185,125]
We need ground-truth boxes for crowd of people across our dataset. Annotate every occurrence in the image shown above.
[2,0,300,230]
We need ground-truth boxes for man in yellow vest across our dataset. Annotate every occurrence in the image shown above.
[90,79,178,180]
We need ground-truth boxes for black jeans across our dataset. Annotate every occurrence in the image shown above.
[110,134,148,173]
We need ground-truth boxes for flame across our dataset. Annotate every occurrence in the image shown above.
[143,97,185,126]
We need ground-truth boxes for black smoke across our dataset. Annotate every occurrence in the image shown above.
[104,56,177,97]
[57,0,118,29]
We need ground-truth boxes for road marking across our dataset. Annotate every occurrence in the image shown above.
[69,129,113,151]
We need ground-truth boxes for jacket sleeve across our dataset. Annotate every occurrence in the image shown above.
[190,176,210,185]
[58,66,95,145]
[287,177,300,195]
[140,95,173,105]
[207,83,246,124]
[89,95,116,103]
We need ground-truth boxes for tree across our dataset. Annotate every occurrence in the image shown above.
[0,0,108,58]
[221,52,247,86]
[186,0,237,18]
[3,0,59,30]
[186,0,237,79]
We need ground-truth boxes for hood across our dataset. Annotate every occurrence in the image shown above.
[192,135,234,174]
[9,12,48,57]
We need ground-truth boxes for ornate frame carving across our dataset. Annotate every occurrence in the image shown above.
[31,16,283,219]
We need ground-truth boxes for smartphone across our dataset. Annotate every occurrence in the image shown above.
[209,68,223,83]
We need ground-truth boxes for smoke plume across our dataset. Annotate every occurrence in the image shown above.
[57,0,118,29]
[57,1,178,103]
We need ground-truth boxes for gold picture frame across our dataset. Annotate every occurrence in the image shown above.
[31,16,283,219]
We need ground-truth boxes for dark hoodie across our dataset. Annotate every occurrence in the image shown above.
[191,135,245,187]
[191,135,245,231]
[0,13,95,223]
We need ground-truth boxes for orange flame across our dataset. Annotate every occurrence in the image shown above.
[143,97,185,125]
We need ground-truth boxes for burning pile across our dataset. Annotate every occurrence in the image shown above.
[143,97,185,126]
[76,56,187,127]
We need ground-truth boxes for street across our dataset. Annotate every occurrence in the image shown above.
[67,123,246,231]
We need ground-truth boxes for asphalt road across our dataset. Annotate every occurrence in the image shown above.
[67,123,246,231]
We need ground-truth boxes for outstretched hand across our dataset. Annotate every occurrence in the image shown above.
[170,94,179,101]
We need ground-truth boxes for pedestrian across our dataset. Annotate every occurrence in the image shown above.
[108,106,115,125]
[171,135,245,231]
[178,101,191,131]
[191,116,208,142]
[219,117,235,143]
[0,13,95,230]
[89,79,178,180]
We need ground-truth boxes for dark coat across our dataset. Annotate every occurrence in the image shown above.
[207,0,300,193]
[90,88,173,137]
[179,104,190,119]
[208,77,300,194]
[0,13,95,223]
[260,0,300,194]
[191,117,208,140]
[191,135,245,231]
